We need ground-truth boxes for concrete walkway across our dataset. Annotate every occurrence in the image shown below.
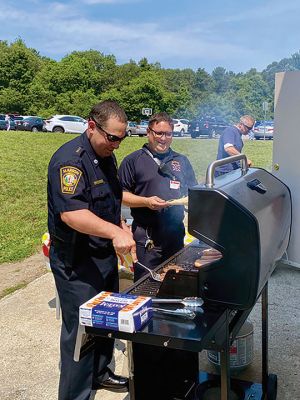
[0,264,299,400]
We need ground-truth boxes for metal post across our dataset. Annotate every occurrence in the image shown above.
[220,309,230,400]
[261,283,269,397]
[264,108,267,140]
[262,101,268,140]
[127,341,135,400]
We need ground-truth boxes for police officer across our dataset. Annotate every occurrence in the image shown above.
[118,112,197,281]
[48,100,137,400]
[215,115,255,176]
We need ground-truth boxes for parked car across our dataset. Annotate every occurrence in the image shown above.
[44,115,87,133]
[9,114,24,124]
[172,119,189,137]
[126,121,137,136]
[12,116,25,129]
[0,114,16,130]
[18,116,44,132]
[135,120,148,136]
[189,116,229,139]
[253,121,274,140]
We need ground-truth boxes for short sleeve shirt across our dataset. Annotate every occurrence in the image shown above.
[216,126,243,173]
[47,132,121,249]
[118,145,197,228]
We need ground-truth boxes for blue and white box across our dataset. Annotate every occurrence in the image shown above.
[79,291,152,333]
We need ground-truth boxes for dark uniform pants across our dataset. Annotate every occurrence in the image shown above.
[132,223,185,282]
[50,246,119,400]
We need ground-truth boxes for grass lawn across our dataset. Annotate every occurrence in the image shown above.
[0,131,273,263]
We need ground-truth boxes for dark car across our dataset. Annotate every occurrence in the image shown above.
[18,116,44,132]
[0,114,16,130]
[189,116,229,139]
[11,115,25,129]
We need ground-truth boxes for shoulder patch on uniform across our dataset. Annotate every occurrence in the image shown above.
[60,166,82,194]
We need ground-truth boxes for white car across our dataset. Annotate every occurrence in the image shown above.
[44,115,88,134]
[172,119,189,137]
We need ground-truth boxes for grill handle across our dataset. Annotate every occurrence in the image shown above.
[205,154,248,188]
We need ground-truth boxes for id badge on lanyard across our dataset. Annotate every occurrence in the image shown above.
[170,180,180,190]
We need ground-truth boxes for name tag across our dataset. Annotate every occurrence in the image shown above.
[170,180,180,189]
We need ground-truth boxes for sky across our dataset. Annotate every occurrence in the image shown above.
[1,0,300,73]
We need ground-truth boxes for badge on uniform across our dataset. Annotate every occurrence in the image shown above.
[171,160,181,172]
[170,180,180,190]
[60,166,82,194]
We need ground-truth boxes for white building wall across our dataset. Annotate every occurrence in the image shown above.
[273,71,300,268]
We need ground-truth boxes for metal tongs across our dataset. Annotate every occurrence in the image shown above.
[136,261,162,282]
[152,297,204,308]
[152,307,196,320]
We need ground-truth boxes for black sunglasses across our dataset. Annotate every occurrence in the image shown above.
[243,123,254,131]
[148,126,173,138]
[91,118,126,143]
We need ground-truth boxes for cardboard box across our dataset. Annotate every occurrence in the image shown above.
[79,291,152,333]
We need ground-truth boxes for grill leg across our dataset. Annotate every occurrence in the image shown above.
[261,282,269,397]
[127,341,135,400]
[220,309,230,400]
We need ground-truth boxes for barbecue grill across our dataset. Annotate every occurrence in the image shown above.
[74,155,291,400]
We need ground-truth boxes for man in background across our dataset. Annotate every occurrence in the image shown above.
[119,112,197,281]
[215,115,255,176]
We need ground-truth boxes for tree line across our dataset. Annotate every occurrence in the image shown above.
[1,38,300,123]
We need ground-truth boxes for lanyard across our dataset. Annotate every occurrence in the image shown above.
[143,146,177,180]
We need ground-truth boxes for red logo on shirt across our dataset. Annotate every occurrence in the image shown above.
[171,160,181,172]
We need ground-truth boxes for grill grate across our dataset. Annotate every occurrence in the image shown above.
[128,243,209,297]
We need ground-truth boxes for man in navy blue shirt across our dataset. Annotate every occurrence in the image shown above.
[48,101,136,400]
[215,115,255,176]
[118,112,197,281]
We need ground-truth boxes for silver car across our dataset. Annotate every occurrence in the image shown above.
[135,121,148,137]
[126,121,137,136]
[253,121,274,140]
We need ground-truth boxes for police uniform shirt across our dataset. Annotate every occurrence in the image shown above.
[48,132,122,256]
[118,144,197,229]
[216,125,243,173]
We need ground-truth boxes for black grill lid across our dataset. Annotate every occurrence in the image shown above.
[188,157,291,309]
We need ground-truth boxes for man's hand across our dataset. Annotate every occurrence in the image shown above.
[146,196,167,210]
[247,158,253,167]
[112,229,137,262]
[120,219,131,233]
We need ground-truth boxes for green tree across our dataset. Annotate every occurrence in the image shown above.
[0,88,28,114]
[0,38,41,93]
[211,67,234,94]
[101,70,178,121]
[229,70,272,120]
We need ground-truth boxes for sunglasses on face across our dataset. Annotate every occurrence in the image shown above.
[90,118,126,143]
[148,126,173,138]
[243,123,254,131]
